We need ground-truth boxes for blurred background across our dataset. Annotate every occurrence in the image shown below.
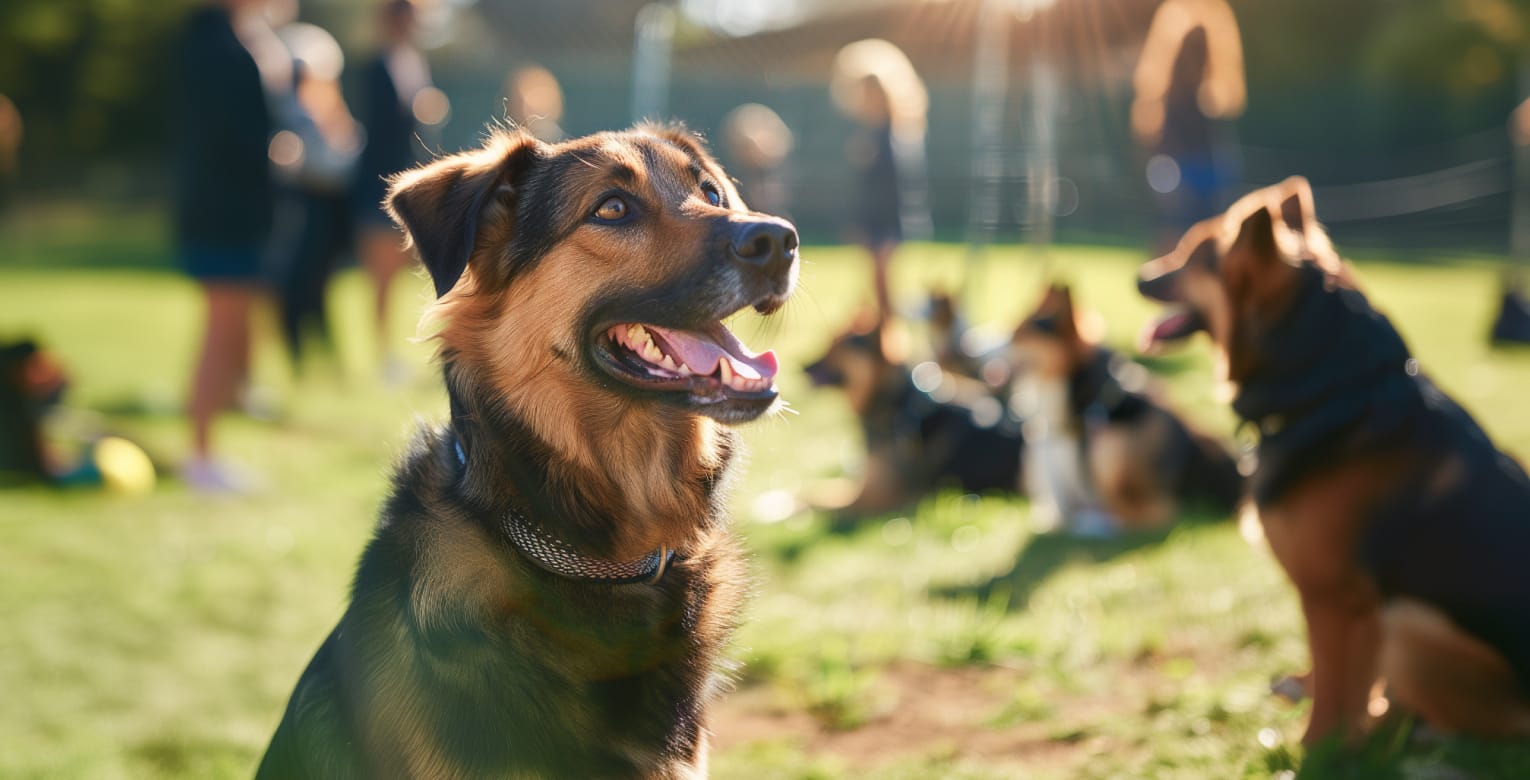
[4,0,1527,249]
[5,1,1530,778]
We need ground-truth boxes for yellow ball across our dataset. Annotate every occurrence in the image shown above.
[93,436,156,496]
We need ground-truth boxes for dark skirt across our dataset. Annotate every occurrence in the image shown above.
[179,244,265,284]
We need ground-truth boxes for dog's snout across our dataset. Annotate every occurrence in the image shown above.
[1137,266,1179,303]
[730,218,798,274]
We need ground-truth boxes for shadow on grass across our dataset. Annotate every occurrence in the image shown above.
[1133,353,1203,378]
[935,527,1169,610]
[1293,715,1530,780]
[933,511,1230,611]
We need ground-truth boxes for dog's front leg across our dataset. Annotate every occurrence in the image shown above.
[1299,578,1380,745]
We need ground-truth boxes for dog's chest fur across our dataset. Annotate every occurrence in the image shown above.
[258,427,745,780]
[1016,374,1097,525]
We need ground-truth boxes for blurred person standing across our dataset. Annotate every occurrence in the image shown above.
[502,64,566,142]
[831,40,930,318]
[1494,97,1530,344]
[1132,0,1245,251]
[175,0,277,492]
[269,18,361,374]
[0,95,20,216]
[353,0,436,384]
[723,103,793,219]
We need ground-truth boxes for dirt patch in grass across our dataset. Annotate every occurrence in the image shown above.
[711,661,1128,774]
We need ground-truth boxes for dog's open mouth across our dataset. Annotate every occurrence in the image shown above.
[596,319,780,405]
[1138,306,1205,353]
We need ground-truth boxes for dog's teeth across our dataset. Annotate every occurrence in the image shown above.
[719,359,733,384]
[660,355,678,372]
[677,364,693,376]
[643,341,663,362]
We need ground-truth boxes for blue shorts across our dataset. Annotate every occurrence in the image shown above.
[179,244,265,283]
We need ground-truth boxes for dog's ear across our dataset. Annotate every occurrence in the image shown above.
[1032,283,1064,315]
[386,132,540,297]
[1275,176,1314,236]
[1229,203,1278,262]
[1050,284,1092,348]
[848,302,882,335]
[859,316,907,364]
[1224,204,1300,313]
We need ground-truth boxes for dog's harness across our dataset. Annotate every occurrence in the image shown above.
[1070,349,1152,434]
[1231,263,1415,505]
[450,435,676,586]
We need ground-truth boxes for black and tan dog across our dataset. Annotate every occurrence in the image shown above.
[1010,284,1241,534]
[257,125,798,778]
[803,315,1022,516]
[1139,176,1530,743]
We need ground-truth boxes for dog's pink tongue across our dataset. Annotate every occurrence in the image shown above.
[1138,311,1191,353]
[647,324,779,380]
[1153,312,1192,341]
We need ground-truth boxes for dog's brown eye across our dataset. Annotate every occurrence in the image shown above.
[593,196,628,222]
[702,182,722,207]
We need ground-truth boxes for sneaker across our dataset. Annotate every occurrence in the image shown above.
[381,355,413,388]
[180,456,262,495]
[238,384,283,422]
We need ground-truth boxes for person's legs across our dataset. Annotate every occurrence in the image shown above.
[188,283,255,459]
[869,241,896,318]
[270,191,308,366]
[275,249,308,373]
[284,193,343,373]
[301,195,350,362]
[359,225,411,375]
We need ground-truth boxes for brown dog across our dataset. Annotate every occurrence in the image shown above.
[1138,176,1530,744]
[1010,284,1241,534]
[803,313,1022,516]
[257,124,798,778]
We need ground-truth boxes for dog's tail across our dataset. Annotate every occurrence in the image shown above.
[1178,431,1245,515]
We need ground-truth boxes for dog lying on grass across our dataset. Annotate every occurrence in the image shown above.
[804,314,1023,518]
[1011,284,1242,534]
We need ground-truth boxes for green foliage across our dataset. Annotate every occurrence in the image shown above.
[0,0,199,167]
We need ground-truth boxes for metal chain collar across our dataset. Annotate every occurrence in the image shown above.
[503,513,673,584]
[453,436,674,585]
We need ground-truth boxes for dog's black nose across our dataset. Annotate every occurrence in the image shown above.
[730,218,798,274]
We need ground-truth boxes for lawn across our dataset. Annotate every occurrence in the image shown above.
[4,216,1530,778]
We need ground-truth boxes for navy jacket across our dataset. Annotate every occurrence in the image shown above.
[353,55,419,213]
[174,6,273,248]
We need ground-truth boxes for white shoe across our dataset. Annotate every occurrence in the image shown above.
[1065,509,1121,539]
[381,356,413,388]
[180,457,262,495]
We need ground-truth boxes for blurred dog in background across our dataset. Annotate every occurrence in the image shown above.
[0,339,66,482]
[1010,284,1242,535]
[805,312,1022,517]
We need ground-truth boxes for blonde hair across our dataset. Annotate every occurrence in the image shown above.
[723,103,793,169]
[831,39,928,141]
[1131,0,1246,145]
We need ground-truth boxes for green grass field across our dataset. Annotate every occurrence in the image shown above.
[4,216,1530,778]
